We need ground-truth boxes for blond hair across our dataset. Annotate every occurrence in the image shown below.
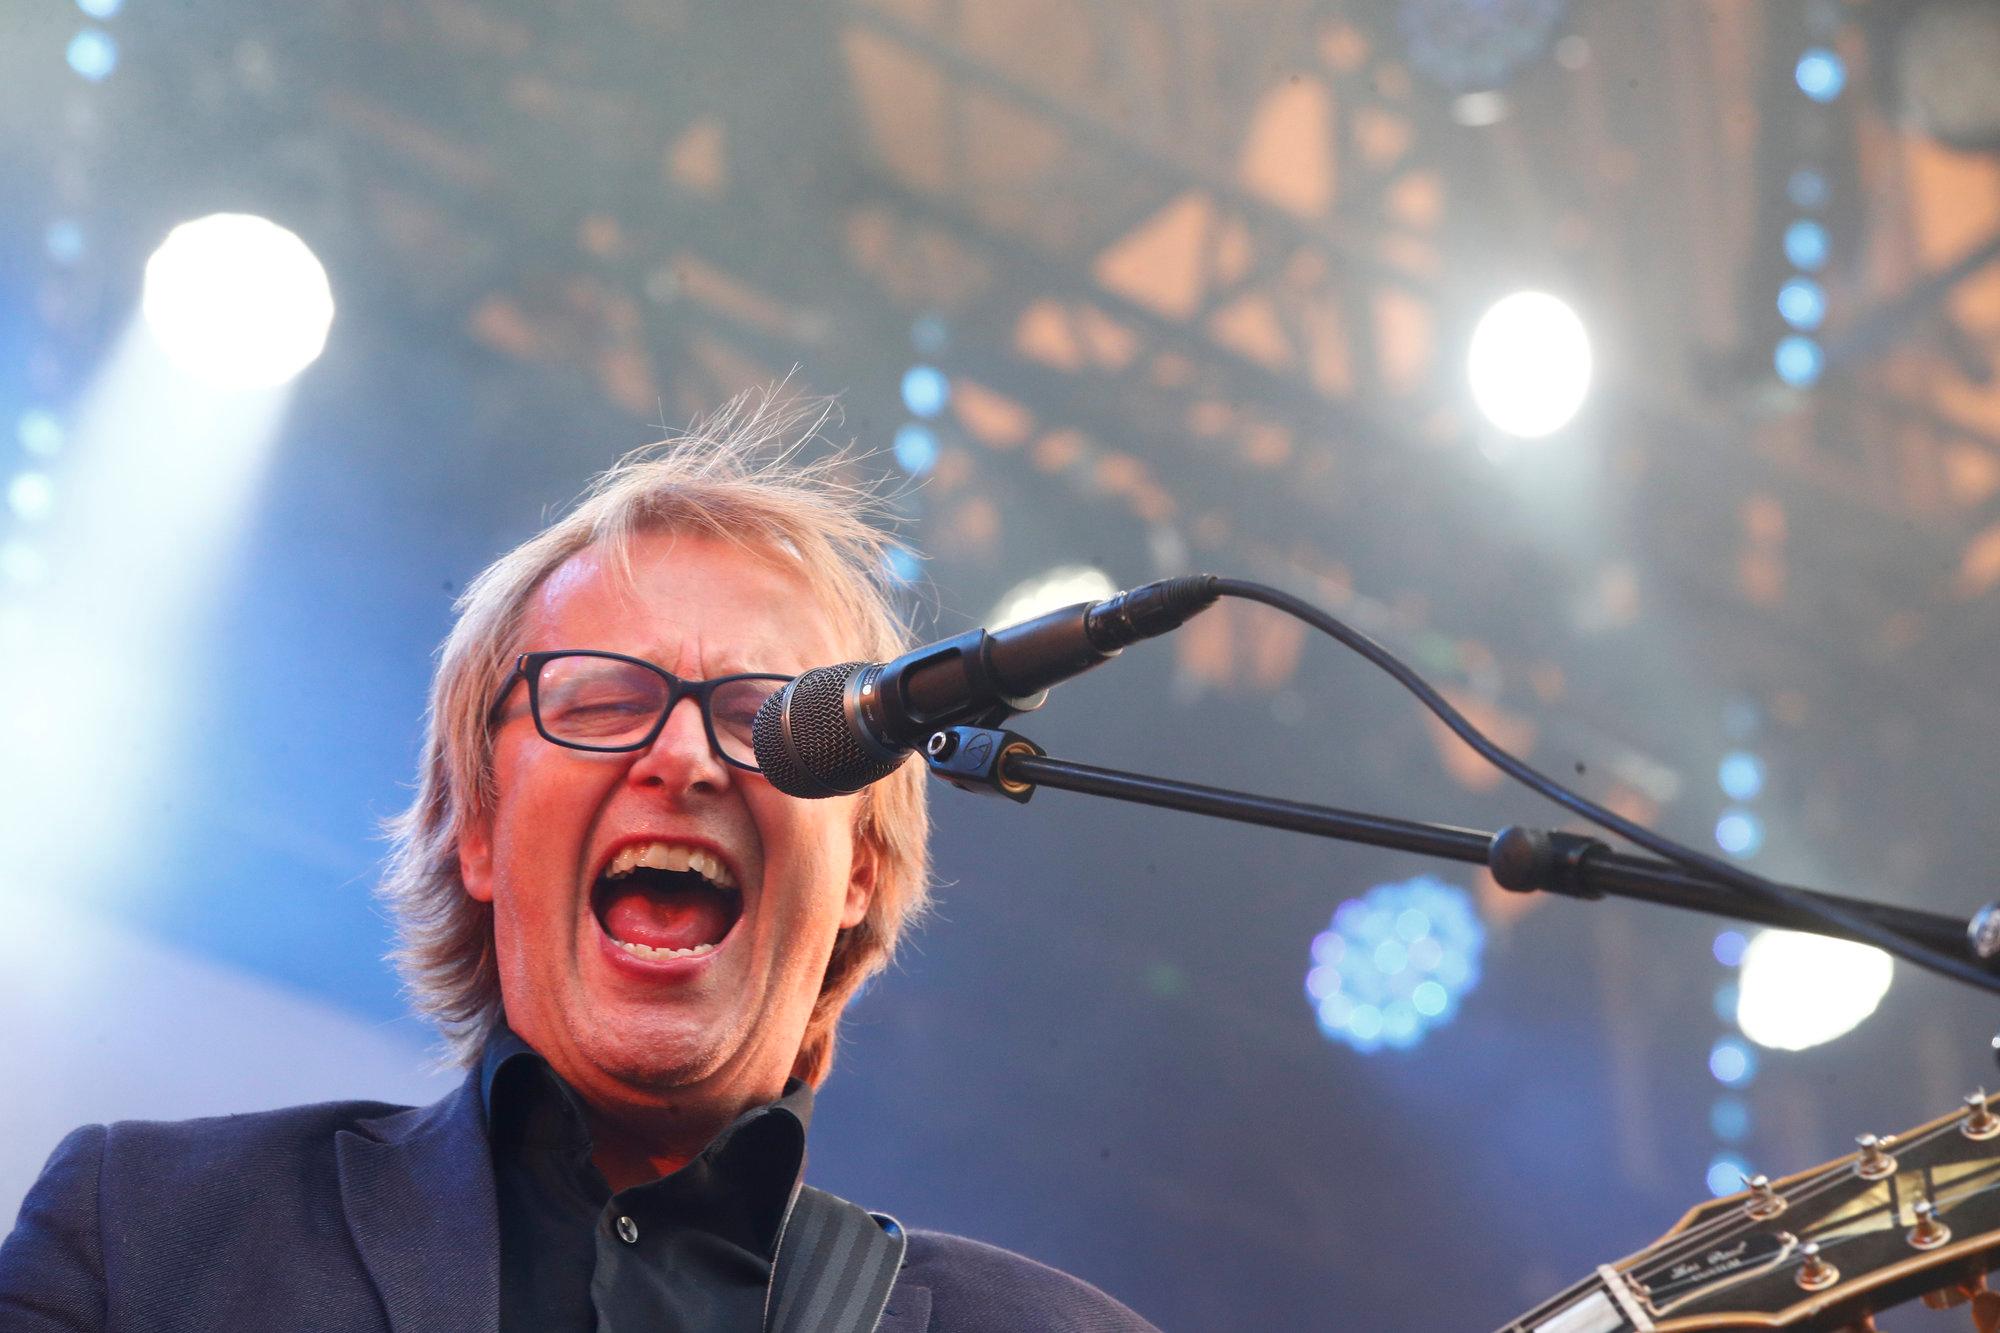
[380,391,929,1083]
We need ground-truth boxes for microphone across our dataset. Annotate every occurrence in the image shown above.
[752,574,1219,797]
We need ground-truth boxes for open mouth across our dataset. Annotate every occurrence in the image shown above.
[592,841,743,961]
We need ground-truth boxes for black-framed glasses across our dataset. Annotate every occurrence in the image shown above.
[496,649,791,771]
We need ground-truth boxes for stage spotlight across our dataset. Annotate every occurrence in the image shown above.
[77,0,124,16]
[1736,929,1891,1052]
[988,565,1118,630]
[1306,874,1484,1055]
[141,214,335,390]
[1467,291,1591,438]
[881,546,921,587]
[66,29,116,81]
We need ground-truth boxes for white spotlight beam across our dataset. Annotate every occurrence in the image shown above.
[0,318,295,906]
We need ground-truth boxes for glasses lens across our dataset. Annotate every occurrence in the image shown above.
[708,677,788,767]
[535,656,670,748]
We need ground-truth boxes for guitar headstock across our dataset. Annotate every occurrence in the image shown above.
[1508,1091,2000,1331]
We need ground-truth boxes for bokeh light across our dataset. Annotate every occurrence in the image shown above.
[900,364,950,418]
[1784,219,1829,271]
[16,411,63,458]
[1774,335,1824,387]
[6,473,55,523]
[66,29,117,81]
[1717,751,1765,801]
[1713,930,1749,967]
[893,422,938,475]
[1777,277,1826,331]
[1795,47,1846,102]
[1706,1153,1754,1198]
[1709,1036,1757,1087]
[141,214,335,390]
[1736,929,1892,1051]
[1467,291,1592,438]
[1714,810,1764,858]
[1709,1096,1750,1142]
[1307,874,1484,1054]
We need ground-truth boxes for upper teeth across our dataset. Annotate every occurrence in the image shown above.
[603,841,736,889]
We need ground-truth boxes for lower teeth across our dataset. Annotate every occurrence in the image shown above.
[613,938,716,960]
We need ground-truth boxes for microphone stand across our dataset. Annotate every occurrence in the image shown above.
[921,724,1996,969]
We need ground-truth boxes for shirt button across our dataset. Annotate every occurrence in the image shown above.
[616,1216,639,1244]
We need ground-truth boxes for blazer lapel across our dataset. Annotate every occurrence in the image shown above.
[336,1072,500,1333]
[876,1283,931,1333]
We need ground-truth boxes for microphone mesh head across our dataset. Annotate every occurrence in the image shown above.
[751,662,907,798]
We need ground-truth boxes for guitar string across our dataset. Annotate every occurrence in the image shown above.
[1503,1115,1980,1330]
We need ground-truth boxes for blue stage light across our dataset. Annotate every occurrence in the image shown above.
[1777,278,1826,331]
[1709,1096,1751,1142]
[1713,930,1748,967]
[881,546,920,586]
[1795,48,1846,102]
[7,473,55,523]
[1712,981,1739,1024]
[45,221,84,264]
[892,422,937,475]
[1774,335,1824,387]
[16,411,63,458]
[77,0,123,16]
[910,314,948,357]
[900,364,949,419]
[1709,1037,1757,1087]
[1717,751,1765,801]
[1307,874,1484,1054]
[1706,1153,1754,1198]
[1715,810,1764,858]
[66,29,116,81]
[1787,169,1829,211]
[1784,219,1829,271]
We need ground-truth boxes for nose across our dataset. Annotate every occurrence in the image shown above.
[626,693,731,794]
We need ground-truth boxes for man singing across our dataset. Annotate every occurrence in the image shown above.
[0,396,1154,1332]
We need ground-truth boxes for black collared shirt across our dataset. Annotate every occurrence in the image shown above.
[479,1026,813,1333]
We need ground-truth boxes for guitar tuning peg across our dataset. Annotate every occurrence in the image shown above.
[1966,1089,2000,1141]
[1855,1133,1898,1180]
[1796,1240,1840,1292]
[1909,1198,1952,1251]
[1742,1173,1784,1219]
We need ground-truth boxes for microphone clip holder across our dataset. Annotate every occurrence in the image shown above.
[922,724,1043,804]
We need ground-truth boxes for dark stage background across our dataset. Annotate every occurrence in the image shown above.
[5,1,2000,1327]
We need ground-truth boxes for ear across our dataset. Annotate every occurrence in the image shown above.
[840,827,879,931]
[459,813,496,904]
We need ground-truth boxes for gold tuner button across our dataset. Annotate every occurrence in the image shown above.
[1909,1199,1952,1251]
[1966,1089,2000,1141]
[1855,1133,1897,1180]
[1796,1240,1840,1292]
[1744,1173,1785,1219]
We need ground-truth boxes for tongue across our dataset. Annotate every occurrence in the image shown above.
[601,882,733,951]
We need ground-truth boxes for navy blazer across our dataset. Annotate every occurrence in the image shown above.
[0,1074,1155,1332]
